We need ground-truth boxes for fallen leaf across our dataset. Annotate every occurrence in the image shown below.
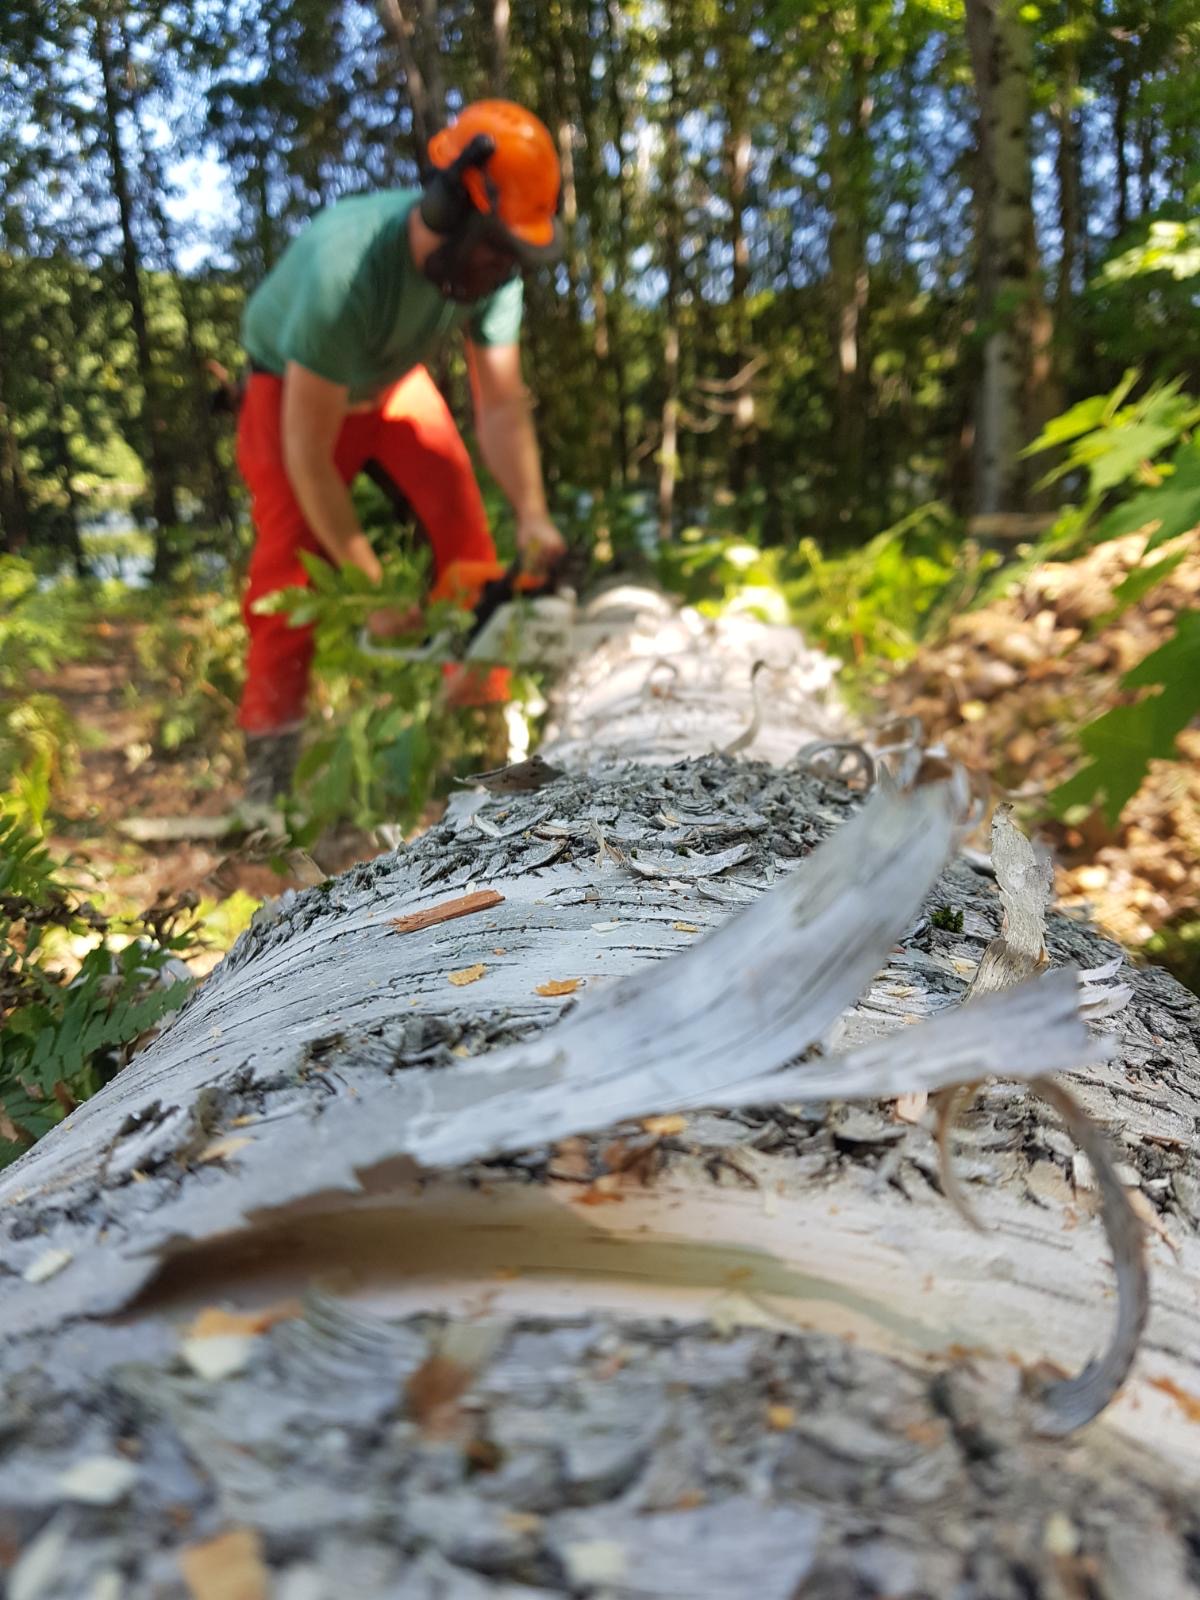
[448,963,487,986]
[22,1247,72,1284]
[197,1136,253,1164]
[179,1527,269,1600]
[185,1300,301,1341]
[673,921,700,933]
[893,1092,928,1125]
[766,1404,795,1430]
[492,946,507,955]
[56,1455,139,1505]
[535,978,581,996]
[642,1114,687,1137]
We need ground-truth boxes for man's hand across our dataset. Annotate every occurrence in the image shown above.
[515,512,566,574]
[366,602,424,639]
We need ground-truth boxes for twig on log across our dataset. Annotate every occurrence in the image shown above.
[390,890,505,935]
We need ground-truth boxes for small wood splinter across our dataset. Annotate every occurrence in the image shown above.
[390,889,505,935]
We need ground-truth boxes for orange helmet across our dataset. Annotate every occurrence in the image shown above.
[426,101,563,265]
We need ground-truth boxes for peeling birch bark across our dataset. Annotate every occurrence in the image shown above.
[1,594,1198,1597]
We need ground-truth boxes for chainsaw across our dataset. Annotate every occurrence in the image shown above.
[356,556,575,670]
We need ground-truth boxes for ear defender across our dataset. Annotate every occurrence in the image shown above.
[420,132,498,235]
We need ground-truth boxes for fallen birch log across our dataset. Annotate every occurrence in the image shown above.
[1,590,1198,1598]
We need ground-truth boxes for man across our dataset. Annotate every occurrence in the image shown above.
[234,100,567,804]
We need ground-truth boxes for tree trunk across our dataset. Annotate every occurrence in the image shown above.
[0,312,31,554]
[91,8,179,569]
[1054,14,1082,355]
[39,349,87,579]
[601,0,634,483]
[379,0,447,156]
[486,0,510,95]
[0,584,1198,1593]
[964,0,1051,519]
[721,6,755,495]
[565,0,627,485]
[1113,44,1131,238]
[116,19,239,551]
[658,45,684,542]
[826,9,873,508]
[1138,110,1156,217]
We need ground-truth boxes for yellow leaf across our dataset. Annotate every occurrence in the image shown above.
[448,964,487,986]
[179,1527,269,1600]
[535,978,581,996]
[673,921,700,933]
[642,1114,687,1137]
[767,1404,796,1431]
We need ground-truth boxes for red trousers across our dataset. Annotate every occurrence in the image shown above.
[236,367,497,733]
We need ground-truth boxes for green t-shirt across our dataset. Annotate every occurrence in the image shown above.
[241,189,524,404]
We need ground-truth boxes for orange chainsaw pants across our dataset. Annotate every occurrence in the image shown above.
[236,366,501,734]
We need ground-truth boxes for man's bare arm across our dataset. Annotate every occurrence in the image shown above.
[467,340,565,570]
[281,362,382,583]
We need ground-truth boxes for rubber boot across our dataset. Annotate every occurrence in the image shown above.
[241,727,302,821]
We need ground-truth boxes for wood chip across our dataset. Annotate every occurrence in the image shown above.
[56,1455,139,1505]
[406,1353,475,1438]
[1127,1186,1181,1258]
[535,978,581,996]
[448,964,487,986]
[179,1527,269,1600]
[197,1136,253,1165]
[391,889,505,935]
[642,1114,687,1137]
[22,1247,72,1284]
[893,1091,928,1125]
[181,1334,257,1381]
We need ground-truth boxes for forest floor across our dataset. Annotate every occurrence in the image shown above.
[883,529,1199,986]
[37,621,386,976]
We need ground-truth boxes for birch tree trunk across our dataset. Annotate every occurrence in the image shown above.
[964,0,1049,519]
[0,590,1198,1598]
